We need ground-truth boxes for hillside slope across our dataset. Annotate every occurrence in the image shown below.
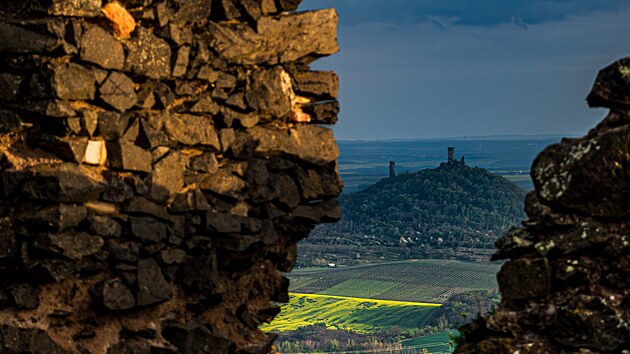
[311,162,526,251]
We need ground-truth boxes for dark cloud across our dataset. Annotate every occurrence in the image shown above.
[302,0,630,27]
[297,2,630,140]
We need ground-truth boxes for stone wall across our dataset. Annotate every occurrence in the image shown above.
[457,59,630,352]
[0,0,341,353]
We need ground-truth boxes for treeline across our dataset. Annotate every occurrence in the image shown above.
[311,163,525,250]
[427,290,500,328]
[274,324,412,353]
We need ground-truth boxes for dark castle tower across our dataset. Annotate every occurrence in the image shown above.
[389,161,396,178]
[448,147,455,163]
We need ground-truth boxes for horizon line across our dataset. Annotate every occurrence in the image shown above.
[337,133,580,142]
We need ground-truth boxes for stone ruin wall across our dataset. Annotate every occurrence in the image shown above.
[457,59,630,353]
[0,0,342,353]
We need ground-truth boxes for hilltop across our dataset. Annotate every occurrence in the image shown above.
[304,162,526,264]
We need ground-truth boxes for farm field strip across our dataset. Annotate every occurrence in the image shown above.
[290,292,442,307]
[319,279,399,298]
[264,293,439,333]
[287,260,499,303]
[291,259,498,275]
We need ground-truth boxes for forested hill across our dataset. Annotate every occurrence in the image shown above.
[312,163,526,250]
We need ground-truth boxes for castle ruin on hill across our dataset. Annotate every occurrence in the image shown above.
[444,146,465,166]
[389,160,396,178]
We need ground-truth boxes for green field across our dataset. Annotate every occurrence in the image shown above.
[263,293,440,333]
[402,331,458,353]
[288,260,499,303]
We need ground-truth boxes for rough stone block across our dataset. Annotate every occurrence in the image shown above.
[0,326,70,353]
[532,126,630,217]
[172,46,191,77]
[33,231,104,260]
[497,258,551,300]
[168,24,193,45]
[161,322,231,354]
[302,101,340,124]
[240,0,262,20]
[79,24,125,70]
[16,204,87,233]
[241,125,339,164]
[261,0,277,14]
[90,278,136,311]
[0,73,24,102]
[0,110,21,134]
[0,21,64,54]
[130,217,169,243]
[170,191,209,214]
[208,9,339,65]
[156,82,176,109]
[151,151,186,201]
[28,134,89,163]
[99,72,138,112]
[551,295,626,351]
[80,110,99,136]
[213,0,242,21]
[0,218,17,261]
[164,114,220,149]
[206,213,244,233]
[9,284,39,309]
[292,70,339,99]
[137,258,172,306]
[190,153,219,173]
[83,140,107,165]
[97,111,126,140]
[160,249,186,265]
[295,165,342,200]
[587,58,630,109]
[101,2,136,38]
[180,256,218,292]
[22,99,77,117]
[107,140,152,173]
[271,175,300,209]
[16,163,106,203]
[125,28,172,79]
[49,63,96,101]
[246,67,293,118]
[29,259,77,283]
[107,241,140,263]
[277,0,302,11]
[49,0,102,17]
[292,199,341,223]
[172,0,213,23]
[138,119,169,149]
[199,168,247,199]
[125,197,171,221]
[87,215,122,238]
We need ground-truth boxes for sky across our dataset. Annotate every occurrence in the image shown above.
[301,0,630,140]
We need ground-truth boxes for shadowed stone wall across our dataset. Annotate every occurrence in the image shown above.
[0,0,341,353]
[457,59,630,353]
